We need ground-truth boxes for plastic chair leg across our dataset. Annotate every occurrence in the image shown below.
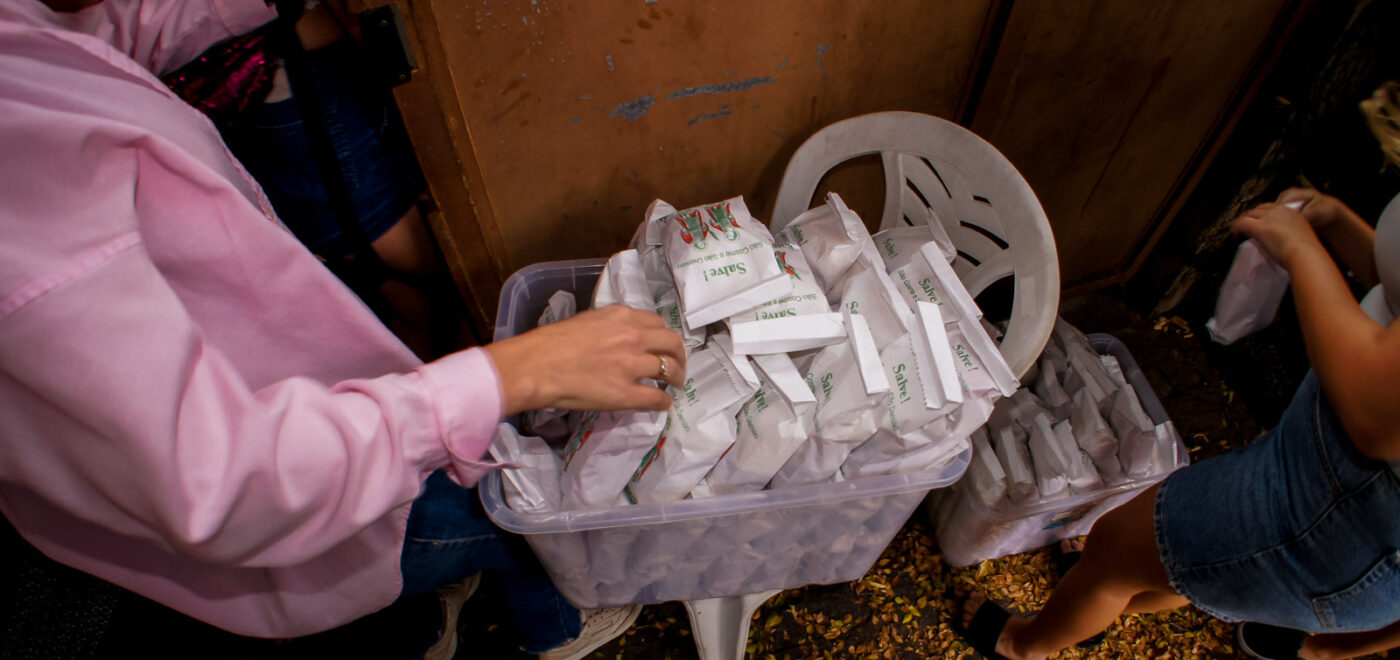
[682,589,782,660]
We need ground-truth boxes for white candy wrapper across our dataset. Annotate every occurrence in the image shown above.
[967,428,1008,507]
[592,249,654,311]
[1206,239,1290,345]
[559,408,668,510]
[672,340,758,424]
[910,301,964,410]
[1109,384,1157,478]
[1027,415,1068,500]
[873,224,937,273]
[697,354,816,496]
[841,333,962,479]
[1069,388,1117,459]
[1054,419,1104,493]
[624,394,739,505]
[991,423,1037,503]
[839,260,915,351]
[523,291,578,440]
[947,316,1019,399]
[1032,356,1072,420]
[890,242,985,325]
[729,313,846,355]
[632,200,706,349]
[489,424,563,513]
[728,241,830,323]
[662,197,792,328]
[1099,354,1128,389]
[784,193,868,300]
[770,340,887,487]
[1041,339,1069,375]
[1055,320,1119,406]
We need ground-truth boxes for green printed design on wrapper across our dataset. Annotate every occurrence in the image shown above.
[953,343,979,372]
[892,362,912,405]
[560,411,598,470]
[671,201,743,252]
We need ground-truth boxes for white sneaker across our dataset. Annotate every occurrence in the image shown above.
[422,573,482,660]
[536,604,642,660]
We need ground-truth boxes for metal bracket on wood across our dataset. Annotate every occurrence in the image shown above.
[358,5,417,87]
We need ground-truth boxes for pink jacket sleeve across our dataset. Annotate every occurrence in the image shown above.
[56,0,277,75]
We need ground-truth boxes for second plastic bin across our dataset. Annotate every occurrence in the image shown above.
[928,333,1189,566]
[481,259,972,608]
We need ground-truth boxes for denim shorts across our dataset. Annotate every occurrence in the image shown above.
[224,41,425,257]
[1155,371,1400,633]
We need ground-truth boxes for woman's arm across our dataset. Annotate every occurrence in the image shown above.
[1276,187,1379,287]
[1233,202,1400,461]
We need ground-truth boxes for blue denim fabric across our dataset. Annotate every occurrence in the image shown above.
[400,471,581,654]
[223,41,425,257]
[1155,371,1400,632]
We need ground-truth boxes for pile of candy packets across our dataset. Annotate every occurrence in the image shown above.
[490,192,1018,513]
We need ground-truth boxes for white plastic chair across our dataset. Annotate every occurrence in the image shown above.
[770,111,1059,379]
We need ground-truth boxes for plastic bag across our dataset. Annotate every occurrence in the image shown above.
[1206,239,1290,345]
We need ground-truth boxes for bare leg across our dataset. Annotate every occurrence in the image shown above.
[371,206,472,359]
[1302,619,1400,660]
[963,484,1183,660]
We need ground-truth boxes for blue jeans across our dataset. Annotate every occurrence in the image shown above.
[400,471,581,654]
[1156,371,1400,632]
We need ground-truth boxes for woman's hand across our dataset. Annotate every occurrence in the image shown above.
[1276,187,1351,231]
[483,305,687,416]
[1230,201,1325,269]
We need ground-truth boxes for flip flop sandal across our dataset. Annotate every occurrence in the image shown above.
[1236,621,1305,660]
[954,598,1012,660]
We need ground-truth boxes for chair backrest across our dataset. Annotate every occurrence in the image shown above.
[770,111,1058,379]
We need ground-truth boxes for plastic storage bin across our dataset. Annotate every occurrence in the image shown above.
[482,259,971,659]
[929,333,1188,566]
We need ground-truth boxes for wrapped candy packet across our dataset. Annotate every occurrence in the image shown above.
[991,423,1037,504]
[1053,419,1104,493]
[966,428,1008,507]
[890,242,984,326]
[559,407,667,510]
[624,395,739,505]
[783,193,868,299]
[770,339,887,487]
[489,424,563,513]
[728,241,831,324]
[839,260,915,351]
[1027,414,1069,501]
[661,196,792,328]
[694,353,816,497]
[592,249,653,311]
[1069,388,1117,459]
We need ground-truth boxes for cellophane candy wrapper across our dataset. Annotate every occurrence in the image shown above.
[694,352,816,497]
[559,407,668,510]
[769,339,887,488]
[522,291,577,440]
[489,424,563,512]
[1206,239,1290,345]
[661,196,792,328]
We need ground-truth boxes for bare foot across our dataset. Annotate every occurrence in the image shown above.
[1060,537,1085,554]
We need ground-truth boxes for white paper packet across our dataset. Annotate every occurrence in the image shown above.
[873,224,936,273]
[727,241,831,323]
[523,291,578,440]
[769,340,887,487]
[783,194,867,300]
[1069,388,1117,459]
[840,333,962,479]
[1032,356,1072,420]
[489,424,563,513]
[729,313,846,355]
[696,353,816,496]
[890,243,985,326]
[990,423,1037,503]
[559,407,668,510]
[670,340,758,425]
[592,249,654,311]
[967,428,1008,507]
[1055,320,1119,404]
[1054,419,1105,493]
[624,393,739,505]
[839,260,916,351]
[1099,354,1128,389]
[947,316,1019,400]
[1027,414,1069,500]
[1206,239,1290,345]
[630,200,707,349]
[661,197,792,328]
[1109,384,1158,478]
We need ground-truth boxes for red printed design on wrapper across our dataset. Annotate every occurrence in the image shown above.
[673,208,712,250]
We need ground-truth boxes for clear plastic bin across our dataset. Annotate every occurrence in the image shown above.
[929,333,1189,566]
[481,259,972,608]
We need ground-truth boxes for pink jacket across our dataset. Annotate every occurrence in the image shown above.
[0,0,501,637]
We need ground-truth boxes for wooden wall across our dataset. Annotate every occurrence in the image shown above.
[371,0,1305,329]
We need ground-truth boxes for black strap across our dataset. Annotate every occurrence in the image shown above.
[269,0,394,315]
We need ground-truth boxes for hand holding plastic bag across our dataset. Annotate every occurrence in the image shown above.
[1207,199,1305,344]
